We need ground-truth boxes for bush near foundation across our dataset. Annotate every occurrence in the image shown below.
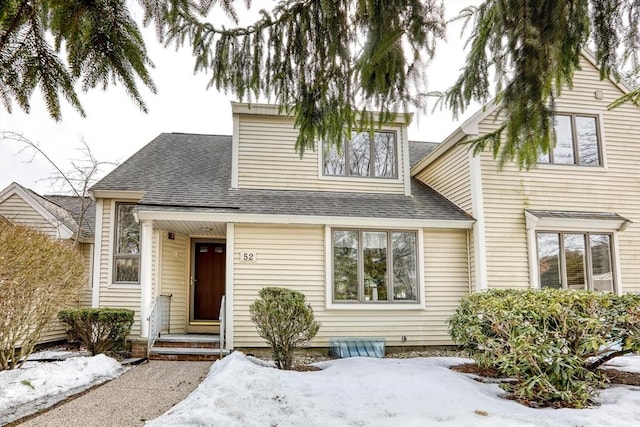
[449,289,640,408]
[0,219,85,370]
[250,287,319,369]
[58,308,134,356]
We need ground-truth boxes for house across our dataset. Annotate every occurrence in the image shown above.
[89,51,640,359]
[0,182,95,344]
[89,104,474,358]
[412,52,640,296]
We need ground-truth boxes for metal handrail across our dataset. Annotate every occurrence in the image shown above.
[147,293,172,353]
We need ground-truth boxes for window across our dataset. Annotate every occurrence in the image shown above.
[332,229,418,303]
[324,131,397,178]
[539,114,601,166]
[536,232,614,291]
[113,203,140,283]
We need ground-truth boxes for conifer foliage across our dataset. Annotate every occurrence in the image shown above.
[444,0,640,169]
[0,0,157,120]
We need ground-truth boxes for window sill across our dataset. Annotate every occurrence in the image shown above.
[533,163,607,172]
[108,282,141,289]
[326,301,425,310]
[318,174,403,184]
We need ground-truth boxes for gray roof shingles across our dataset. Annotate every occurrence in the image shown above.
[91,133,471,222]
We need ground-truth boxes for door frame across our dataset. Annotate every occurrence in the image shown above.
[189,238,226,329]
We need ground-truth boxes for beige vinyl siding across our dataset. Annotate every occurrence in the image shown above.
[0,194,58,237]
[414,143,473,213]
[96,199,142,337]
[477,57,640,292]
[159,232,189,333]
[237,115,406,194]
[233,224,469,348]
[77,243,93,307]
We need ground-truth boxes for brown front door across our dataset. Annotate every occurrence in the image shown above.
[192,242,225,321]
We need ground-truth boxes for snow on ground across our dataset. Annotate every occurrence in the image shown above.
[0,354,124,425]
[147,352,640,427]
[603,353,640,373]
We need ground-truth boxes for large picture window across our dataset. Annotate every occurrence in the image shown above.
[332,229,418,303]
[324,131,397,178]
[536,232,614,292]
[113,203,140,283]
[539,114,601,166]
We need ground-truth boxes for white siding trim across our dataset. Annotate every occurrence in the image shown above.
[402,125,412,196]
[91,199,104,307]
[139,220,154,338]
[613,232,624,295]
[136,210,474,230]
[526,226,540,289]
[225,223,235,349]
[231,113,240,188]
[107,199,116,286]
[469,152,488,291]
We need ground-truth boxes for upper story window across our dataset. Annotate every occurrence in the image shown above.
[324,131,397,178]
[113,203,140,283]
[536,232,614,292]
[539,114,601,166]
[332,229,418,303]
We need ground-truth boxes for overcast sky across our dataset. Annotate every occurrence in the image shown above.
[0,0,480,195]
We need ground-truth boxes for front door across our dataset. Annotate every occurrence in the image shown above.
[191,242,225,322]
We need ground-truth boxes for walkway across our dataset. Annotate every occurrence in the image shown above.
[17,360,213,427]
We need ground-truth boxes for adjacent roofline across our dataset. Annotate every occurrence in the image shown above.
[135,209,475,230]
[90,190,146,200]
[410,49,637,176]
[231,102,414,125]
[0,182,76,240]
[524,209,632,232]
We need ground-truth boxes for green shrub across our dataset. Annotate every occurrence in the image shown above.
[58,308,134,356]
[249,287,319,369]
[449,289,640,408]
[0,219,85,370]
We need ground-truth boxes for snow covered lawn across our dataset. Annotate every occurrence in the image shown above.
[147,352,640,427]
[0,353,124,425]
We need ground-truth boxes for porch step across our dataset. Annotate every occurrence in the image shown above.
[149,334,226,361]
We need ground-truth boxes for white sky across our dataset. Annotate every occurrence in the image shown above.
[0,0,481,194]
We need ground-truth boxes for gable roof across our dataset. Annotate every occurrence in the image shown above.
[410,49,639,175]
[92,133,472,224]
[0,182,95,240]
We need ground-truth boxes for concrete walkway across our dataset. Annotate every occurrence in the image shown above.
[17,360,213,427]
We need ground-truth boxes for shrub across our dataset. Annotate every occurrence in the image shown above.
[249,287,319,369]
[0,219,85,370]
[58,308,134,356]
[449,289,640,408]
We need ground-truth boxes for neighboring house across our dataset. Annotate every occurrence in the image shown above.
[89,104,474,357]
[412,51,639,297]
[89,51,639,358]
[0,182,95,343]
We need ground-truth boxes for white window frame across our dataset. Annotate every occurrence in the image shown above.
[324,226,425,310]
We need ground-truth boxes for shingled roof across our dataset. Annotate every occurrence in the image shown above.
[91,133,470,222]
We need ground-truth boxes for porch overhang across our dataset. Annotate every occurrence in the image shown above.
[135,208,475,230]
[525,210,632,232]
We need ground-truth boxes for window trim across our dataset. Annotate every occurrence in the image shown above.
[112,202,141,285]
[525,211,624,294]
[535,231,616,292]
[539,112,604,167]
[322,130,399,179]
[325,226,425,310]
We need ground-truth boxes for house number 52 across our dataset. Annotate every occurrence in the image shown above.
[239,251,256,262]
